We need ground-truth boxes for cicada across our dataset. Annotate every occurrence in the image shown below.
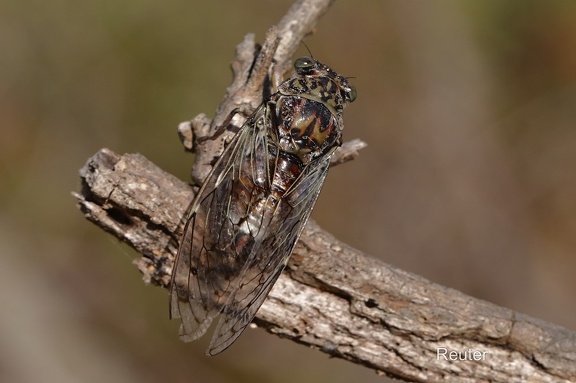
[170,55,356,355]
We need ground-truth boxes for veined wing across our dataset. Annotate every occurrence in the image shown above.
[169,104,270,343]
[169,102,334,355]
[207,151,333,355]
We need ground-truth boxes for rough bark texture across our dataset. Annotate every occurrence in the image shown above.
[74,0,576,381]
[74,149,576,382]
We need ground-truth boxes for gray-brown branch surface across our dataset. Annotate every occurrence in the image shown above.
[74,0,576,381]
[75,149,576,383]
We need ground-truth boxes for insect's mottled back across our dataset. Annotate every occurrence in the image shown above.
[170,56,355,355]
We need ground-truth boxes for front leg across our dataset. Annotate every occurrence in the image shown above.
[179,109,247,186]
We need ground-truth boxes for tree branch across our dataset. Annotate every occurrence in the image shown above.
[179,0,337,186]
[74,149,575,382]
[73,0,576,381]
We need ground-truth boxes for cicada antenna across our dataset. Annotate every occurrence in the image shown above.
[301,41,314,59]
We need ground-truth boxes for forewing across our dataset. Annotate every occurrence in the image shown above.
[169,105,270,342]
[206,154,333,355]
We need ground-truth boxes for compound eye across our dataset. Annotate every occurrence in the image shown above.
[294,56,315,73]
[345,85,357,102]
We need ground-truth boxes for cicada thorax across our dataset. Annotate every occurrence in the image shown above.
[218,80,346,267]
[277,95,340,156]
[278,76,345,152]
[257,72,346,197]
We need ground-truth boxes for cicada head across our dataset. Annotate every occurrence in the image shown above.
[284,56,356,117]
[294,56,356,102]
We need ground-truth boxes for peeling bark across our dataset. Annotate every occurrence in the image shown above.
[74,149,576,382]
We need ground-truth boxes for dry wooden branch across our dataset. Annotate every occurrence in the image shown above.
[74,149,576,382]
[73,0,576,381]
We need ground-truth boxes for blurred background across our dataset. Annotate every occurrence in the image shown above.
[1,0,575,382]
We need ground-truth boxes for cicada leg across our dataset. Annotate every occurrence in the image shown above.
[197,108,241,144]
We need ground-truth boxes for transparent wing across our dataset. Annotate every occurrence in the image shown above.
[170,101,335,355]
[206,152,333,355]
[169,105,268,343]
